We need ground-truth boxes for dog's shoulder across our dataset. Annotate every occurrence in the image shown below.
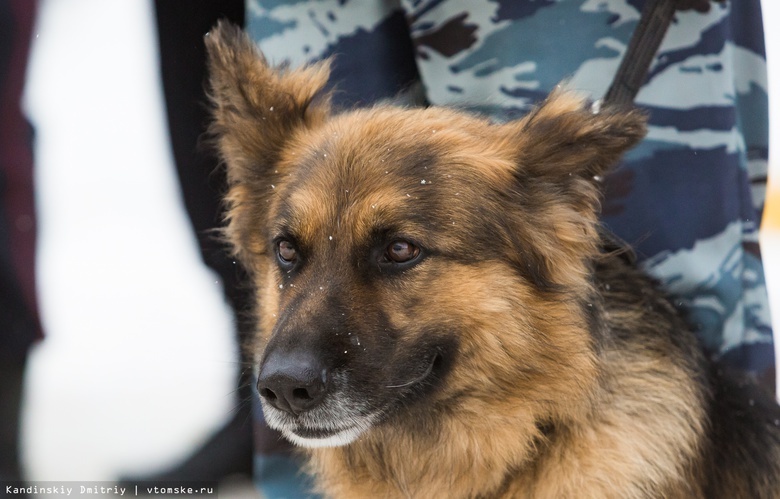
[703,364,780,497]
[593,233,780,497]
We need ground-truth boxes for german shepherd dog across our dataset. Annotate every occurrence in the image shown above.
[205,22,780,498]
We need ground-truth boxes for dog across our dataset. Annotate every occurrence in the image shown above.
[205,22,780,498]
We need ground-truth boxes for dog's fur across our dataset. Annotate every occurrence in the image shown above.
[205,23,780,498]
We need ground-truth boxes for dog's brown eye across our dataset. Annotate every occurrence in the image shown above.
[386,240,419,263]
[278,240,297,264]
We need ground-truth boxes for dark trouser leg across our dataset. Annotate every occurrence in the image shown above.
[0,353,27,484]
[127,0,257,482]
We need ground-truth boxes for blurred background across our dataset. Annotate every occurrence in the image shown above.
[8,0,780,488]
[19,0,240,485]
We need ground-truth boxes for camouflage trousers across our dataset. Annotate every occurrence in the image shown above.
[246,1,773,496]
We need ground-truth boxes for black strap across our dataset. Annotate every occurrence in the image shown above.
[603,0,678,107]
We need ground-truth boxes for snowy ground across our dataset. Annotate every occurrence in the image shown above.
[18,0,780,489]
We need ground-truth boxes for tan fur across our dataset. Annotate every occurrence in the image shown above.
[303,262,705,498]
[206,22,780,499]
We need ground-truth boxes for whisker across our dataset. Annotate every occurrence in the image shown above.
[385,356,437,388]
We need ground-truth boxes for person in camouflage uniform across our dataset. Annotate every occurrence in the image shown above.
[245,1,773,496]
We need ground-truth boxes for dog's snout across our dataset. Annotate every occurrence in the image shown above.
[257,351,328,415]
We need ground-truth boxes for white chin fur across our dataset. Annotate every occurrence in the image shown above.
[284,425,365,448]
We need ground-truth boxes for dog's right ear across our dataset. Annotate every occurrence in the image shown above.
[205,22,331,264]
[205,21,331,186]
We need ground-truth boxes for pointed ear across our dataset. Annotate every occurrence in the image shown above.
[205,21,332,185]
[205,22,331,266]
[492,91,646,290]
[505,89,646,183]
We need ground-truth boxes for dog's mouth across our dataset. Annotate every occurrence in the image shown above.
[283,422,371,448]
[261,351,447,449]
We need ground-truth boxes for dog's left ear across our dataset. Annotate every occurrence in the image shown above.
[503,90,646,187]
[493,91,646,288]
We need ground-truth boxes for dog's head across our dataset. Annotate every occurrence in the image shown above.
[206,23,646,448]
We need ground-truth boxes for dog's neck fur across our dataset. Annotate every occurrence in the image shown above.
[307,399,702,498]
[308,397,545,498]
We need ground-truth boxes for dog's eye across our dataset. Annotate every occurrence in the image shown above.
[385,240,420,264]
[277,240,297,265]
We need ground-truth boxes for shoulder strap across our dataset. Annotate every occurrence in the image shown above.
[603,0,678,107]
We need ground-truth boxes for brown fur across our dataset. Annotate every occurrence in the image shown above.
[206,22,780,498]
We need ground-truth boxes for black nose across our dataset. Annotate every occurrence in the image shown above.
[257,350,328,415]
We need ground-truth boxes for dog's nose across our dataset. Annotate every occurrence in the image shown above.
[257,351,328,415]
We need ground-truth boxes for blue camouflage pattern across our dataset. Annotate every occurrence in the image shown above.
[245,1,774,495]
